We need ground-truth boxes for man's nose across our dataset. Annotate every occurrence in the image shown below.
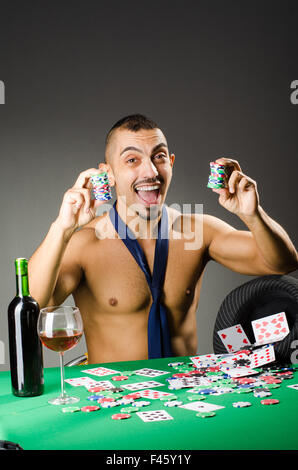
[139,158,159,179]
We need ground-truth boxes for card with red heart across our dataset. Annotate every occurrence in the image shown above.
[251,312,289,345]
[217,324,251,353]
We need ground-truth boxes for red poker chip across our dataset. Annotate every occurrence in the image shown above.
[97,397,115,403]
[81,405,100,412]
[112,376,129,381]
[260,399,280,405]
[88,386,107,392]
[172,373,190,378]
[123,393,141,399]
[111,413,131,420]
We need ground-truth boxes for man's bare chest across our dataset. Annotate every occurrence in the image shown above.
[76,236,207,316]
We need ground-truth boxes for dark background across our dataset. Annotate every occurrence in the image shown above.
[0,0,297,370]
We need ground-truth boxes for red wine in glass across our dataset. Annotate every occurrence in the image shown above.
[39,329,83,352]
[37,306,83,405]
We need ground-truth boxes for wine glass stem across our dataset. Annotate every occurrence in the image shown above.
[59,352,66,398]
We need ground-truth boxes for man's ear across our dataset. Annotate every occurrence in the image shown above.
[98,162,116,187]
[170,153,175,167]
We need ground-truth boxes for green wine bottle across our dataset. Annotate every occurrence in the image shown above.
[8,258,44,397]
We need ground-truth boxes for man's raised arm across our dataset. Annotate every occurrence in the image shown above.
[204,158,298,275]
[28,164,114,308]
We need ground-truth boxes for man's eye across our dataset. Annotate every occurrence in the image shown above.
[127,158,136,163]
[153,154,166,160]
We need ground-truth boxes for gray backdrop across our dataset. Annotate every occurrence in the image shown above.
[0,0,297,370]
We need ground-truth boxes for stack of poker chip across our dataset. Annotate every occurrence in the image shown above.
[90,172,112,201]
[207,162,230,189]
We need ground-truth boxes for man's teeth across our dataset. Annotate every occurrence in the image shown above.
[135,185,160,191]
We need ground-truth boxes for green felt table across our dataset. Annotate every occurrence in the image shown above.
[1,356,298,450]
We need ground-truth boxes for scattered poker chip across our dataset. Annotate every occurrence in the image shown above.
[168,362,185,367]
[111,413,132,420]
[196,411,216,418]
[253,391,272,398]
[232,401,252,408]
[123,393,142,400]
[112,376,129,381]
[97,397,115,403]
[116,398,135,405]
[188,395,205,401]
[260,399,280,405]
[81,405,100,412]
[88,386,107,393]
[120,406,139,413]
[87,394,102,401]
[160,395,177,401]
[109,387,124,393]
[132,400,151,407]
[120,371,135,376]
[163,400,183,407]
[62,406,81,413]
[100,401,118,408]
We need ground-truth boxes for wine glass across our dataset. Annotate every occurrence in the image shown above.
[37,306,83,405]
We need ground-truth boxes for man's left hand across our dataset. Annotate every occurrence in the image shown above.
[212,157,259,218]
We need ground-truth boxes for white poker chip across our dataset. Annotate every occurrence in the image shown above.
[116,398,135,405]
[168,362,185,367]
[232,401,252,408]
[100,401,118,408]
[132,400,151,407]
[253,391,272,398]
[163,400,183,407]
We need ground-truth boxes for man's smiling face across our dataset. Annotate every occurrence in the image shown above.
[106,127,175,219]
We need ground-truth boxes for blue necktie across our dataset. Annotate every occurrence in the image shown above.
[109,201,173,358]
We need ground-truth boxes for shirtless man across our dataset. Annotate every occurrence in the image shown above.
[28,114,298,364]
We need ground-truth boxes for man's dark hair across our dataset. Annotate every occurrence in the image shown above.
[105,114,159,146]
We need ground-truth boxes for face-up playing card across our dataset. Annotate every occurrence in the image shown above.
[85,380,114,391]
[138,389,173,399]
[136,410,173,422]
[251,312,289,345]
[82,367,120,377]
[122,381,163,391]
[218,352,250,366]
[179,401,225,412]
[287,384,298,391]
[190,354,218,368]
[249,345,275,368]
[224,367,259,378]
[64,377,100,387]
[217,324,251,353]
[133,368,170,378]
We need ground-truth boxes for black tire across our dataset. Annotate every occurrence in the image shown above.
[213,275,298,363]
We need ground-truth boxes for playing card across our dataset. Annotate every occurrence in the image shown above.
[249,345,275,368]
[224,367,259,378]
[190,354,218,368]
[133,368,170,378]
[122,381,163,391]
[64,377,100,387]
[138,389,173,399]
[86,380,114,391]
[287,384,298,390]
[218,352,250,366]
[251,312,289,345]
[136,410,173,422]
[82,367,120,377]
[179,401,225,412]
[217,324,251,353]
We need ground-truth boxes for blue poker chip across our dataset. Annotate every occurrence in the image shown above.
[198,388,216,395]
[87,394,102,401]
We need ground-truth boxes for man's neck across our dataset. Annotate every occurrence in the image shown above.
[116,198,163,240]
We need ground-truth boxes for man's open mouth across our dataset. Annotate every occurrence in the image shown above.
[134,184,161,205]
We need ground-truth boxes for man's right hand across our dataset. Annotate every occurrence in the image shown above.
[55,163,114,235]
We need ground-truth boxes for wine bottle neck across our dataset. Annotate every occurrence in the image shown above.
[16,274,30,297]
